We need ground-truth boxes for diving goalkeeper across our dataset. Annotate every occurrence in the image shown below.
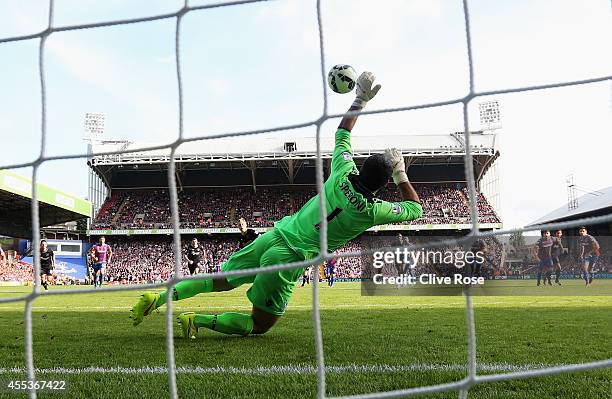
[130,71,422,338]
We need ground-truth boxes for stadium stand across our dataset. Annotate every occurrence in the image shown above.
[90,184,501,230]
[103,237,384,284]
[106,237,241,283]
[73,129,509,285]
[0,258,33,282]
[97,235,508,284]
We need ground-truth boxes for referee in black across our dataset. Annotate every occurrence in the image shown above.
[184,237,204,275]
[39,239,55,290]
[237,217,259,248]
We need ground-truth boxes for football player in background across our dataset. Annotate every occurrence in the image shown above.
[578,226,600,286]
[238,217,259,248]
[325,257,337,287]
[91,236,112,288]
[467,239,487,279]
[533,231,553,286]
[39,240,55,291]
[301,266,311,287]
[551,230,565,285]
[185,238,204,276]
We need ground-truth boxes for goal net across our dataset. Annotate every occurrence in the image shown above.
[0,1,610,398]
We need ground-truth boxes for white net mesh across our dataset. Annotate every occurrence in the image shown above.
[0,0,611,398]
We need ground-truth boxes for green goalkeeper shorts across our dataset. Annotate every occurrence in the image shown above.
[221,229,308,316]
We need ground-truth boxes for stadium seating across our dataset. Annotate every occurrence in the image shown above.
[0,259,33,282]
[90,184,501,230]
[98,235,513,283]
[105,237,241,284]
[104,238,369,283]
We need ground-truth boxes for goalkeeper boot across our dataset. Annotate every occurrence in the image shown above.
[177,312,198,339]
[130,292,160,326]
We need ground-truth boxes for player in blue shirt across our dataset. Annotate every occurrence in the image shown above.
[533,231,553,286]
[326,258,337,287]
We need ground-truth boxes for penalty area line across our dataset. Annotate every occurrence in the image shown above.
[0,363,567,375]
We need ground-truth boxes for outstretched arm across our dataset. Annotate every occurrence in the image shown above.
[338,71,381,133]
[372,150,422,226]
[338,104,363,132]
[385,149,420,203]
[332,72,382,173]
[397,180,420,203]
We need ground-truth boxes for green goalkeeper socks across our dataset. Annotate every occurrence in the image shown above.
[156,281,254,335]
[194,312,254,336]
[157,279,213,308]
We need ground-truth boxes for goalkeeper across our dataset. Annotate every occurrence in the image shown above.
[130,71,422,338]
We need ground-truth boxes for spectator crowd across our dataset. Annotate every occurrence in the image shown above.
[0,259,33,282]
[2,235,612,284]
[91,184,502,230]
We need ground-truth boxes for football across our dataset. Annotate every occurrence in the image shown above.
[328,64,357,94]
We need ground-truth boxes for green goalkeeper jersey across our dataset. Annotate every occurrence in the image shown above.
[275,128,423,259]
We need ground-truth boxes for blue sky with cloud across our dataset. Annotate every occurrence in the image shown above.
[0,0,610,228]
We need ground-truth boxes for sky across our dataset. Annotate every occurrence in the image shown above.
[0,0,610,230]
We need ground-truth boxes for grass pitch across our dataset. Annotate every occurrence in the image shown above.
[0,280,611,398]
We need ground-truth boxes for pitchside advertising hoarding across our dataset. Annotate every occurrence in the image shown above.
[21,256,88,280]
[87,223,504,236]
[21,239,88,280]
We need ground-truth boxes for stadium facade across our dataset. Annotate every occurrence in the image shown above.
[0,169,91,238]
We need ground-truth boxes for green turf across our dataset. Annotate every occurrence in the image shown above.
[0,281,611,398]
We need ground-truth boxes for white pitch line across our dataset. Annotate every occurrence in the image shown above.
[0,305,431,311]
[0,363,565,375]
[0,301,587,311]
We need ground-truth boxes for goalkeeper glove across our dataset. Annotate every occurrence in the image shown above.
[352,71,381,108]
[385,148,408,185]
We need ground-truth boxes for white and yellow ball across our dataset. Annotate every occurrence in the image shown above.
[327,64,357,94]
